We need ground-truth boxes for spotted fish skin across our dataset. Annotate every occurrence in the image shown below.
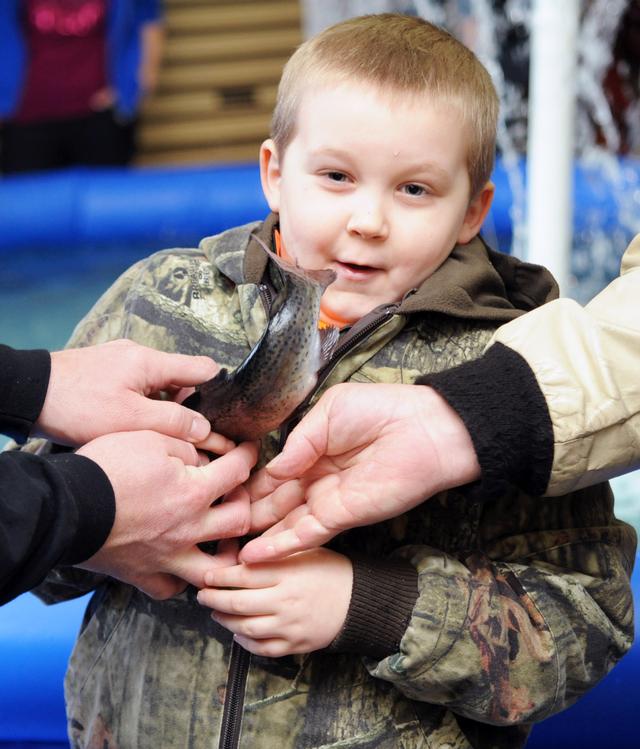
[184,246,336,442]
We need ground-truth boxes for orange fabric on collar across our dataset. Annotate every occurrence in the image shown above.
[273,228,350,329]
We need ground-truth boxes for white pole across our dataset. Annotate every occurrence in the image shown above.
[526,0,580,295]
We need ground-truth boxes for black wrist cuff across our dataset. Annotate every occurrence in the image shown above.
[418,343,553,499]
[47,453,116,565]
[0,346,51,442]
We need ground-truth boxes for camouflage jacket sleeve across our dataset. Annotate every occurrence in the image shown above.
[364,486,636,726]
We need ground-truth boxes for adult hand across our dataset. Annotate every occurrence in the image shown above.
[76,432,258,599]
[37,340,222,448]
[240,383,480,563]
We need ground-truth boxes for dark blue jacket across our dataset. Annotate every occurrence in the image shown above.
[0,0,162,119]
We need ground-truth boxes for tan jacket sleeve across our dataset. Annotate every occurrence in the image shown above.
[491,234,640,495]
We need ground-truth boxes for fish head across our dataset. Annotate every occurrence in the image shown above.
[251,231,337,295]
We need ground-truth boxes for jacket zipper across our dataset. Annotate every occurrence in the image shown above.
[218,640,251,749]
[216,289,399,749]
[216,282,274,749]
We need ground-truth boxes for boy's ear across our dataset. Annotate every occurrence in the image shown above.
[456,181,495,244]
[259,139,282,213]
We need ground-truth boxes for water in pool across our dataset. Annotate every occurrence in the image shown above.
[1,243,639,534]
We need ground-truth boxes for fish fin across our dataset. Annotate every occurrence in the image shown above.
[181,389,201,412]
[251,232,336,290]
[320,325,340,363]
[200,367,233,392]
[182,367,232,412]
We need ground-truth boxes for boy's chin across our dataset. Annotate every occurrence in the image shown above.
[323,290,381,325]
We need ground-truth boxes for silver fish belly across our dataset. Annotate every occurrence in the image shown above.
[184,245,337,442]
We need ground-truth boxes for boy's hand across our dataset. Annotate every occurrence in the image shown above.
[38,340,222,447]
[240,383,480,563]
[197,545,353,657]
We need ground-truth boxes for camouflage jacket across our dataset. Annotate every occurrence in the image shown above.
[30,218,636,749]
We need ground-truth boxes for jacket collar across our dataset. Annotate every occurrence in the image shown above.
[399,235,558,323]
[202,214,558,325]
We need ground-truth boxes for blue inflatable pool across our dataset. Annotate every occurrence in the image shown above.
[0,162,638,747]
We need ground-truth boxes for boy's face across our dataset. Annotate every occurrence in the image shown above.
[260,81,494,323]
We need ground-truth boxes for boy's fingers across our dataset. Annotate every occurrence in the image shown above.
[232,635,288,658]
[197,587,275,616]
[209,613,278,642]
[204,561,277,589]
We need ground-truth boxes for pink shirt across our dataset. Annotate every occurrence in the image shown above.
[14,0,108,123]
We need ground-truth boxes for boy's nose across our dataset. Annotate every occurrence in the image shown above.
[347,197,389,240]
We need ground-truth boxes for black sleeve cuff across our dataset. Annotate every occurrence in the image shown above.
[417,342,554,499]
[46,453,116,565]
[0,451,115,605]
[327,555,418,661]
[0,345,51,443]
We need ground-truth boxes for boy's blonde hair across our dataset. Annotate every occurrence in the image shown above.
[271,13,498,198]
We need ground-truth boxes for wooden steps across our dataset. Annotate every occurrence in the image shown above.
[136,0,302,166]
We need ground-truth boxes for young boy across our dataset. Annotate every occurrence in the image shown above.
[29,14,635,749]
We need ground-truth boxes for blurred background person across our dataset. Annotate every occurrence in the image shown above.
[0,0,164,174]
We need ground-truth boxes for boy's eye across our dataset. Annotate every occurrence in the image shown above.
[325,171,349,183]
[401,183,427,197]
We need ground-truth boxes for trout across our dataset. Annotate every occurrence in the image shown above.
[183,237,338,441]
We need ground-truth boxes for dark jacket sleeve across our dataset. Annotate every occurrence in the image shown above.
[0,344,51,443]
[0,345,115,605]
[0,451,115,605]
[328,556,419,660]
[417,342,554,499]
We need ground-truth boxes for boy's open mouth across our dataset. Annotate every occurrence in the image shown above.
[337,260,379,276]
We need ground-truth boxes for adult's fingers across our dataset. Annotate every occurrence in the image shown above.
[164,547,238,590]
[240,513,331,563]
[261,404,330,481]
[195,431,237,455]
[142,349,219,390]
[132,397,212,443]
[160,433,201,466]
[201,486,251,540]
[195,442,258,499]
[248,479,306,532]
[133,572,188,600]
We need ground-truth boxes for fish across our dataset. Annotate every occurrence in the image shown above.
[183,235,338,442]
